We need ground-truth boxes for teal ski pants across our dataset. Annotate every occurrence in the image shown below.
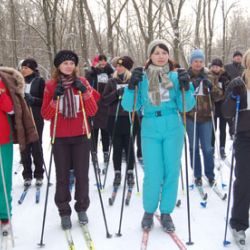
[141,113,184,214]
[0,143,13,220]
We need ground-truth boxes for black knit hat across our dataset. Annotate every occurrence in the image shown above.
[233,51,243,58]
[211,58,223,67]
[54,50,79,68]
[117,56,134,70]
[21,58,38,71]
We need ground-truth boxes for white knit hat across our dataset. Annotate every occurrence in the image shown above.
[147,39,169,58]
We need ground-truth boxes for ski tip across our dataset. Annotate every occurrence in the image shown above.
[200,201,207,208]
[223,240,231,246]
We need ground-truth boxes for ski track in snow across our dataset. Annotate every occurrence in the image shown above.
[8,121,250,250]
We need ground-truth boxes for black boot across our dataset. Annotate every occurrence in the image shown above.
[220,147,226,159]
[113,171,121,186]
[160,214,175,232]
[127,170,135,187]
[141,212,154,230]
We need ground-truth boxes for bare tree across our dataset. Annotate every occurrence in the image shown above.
[193,0,203,48]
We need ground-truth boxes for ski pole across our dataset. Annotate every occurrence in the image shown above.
[116,85,138,237]
[38,96,59,247]
[103,96,121,189]
[91,144,112,239]
[29,106,51,185]
[0,145,15,247]
[223,95,240,247]
[79,91,91,139]
[182,87,194,246]
[207,89,225,187]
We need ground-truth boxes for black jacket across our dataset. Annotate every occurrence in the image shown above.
[86,64,114,129]
[24,73,45,139]
[224,62,244,80]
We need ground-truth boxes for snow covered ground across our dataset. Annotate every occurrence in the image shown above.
[7,121,250,249]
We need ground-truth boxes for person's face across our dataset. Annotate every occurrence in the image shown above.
[116,64,126,74]
[21,66,33,77]
[211,65,221,74]
[59,60,76,75]
[99,59,107,68]
[150,46,169,67]
[191,59,204,72]
[233,55,242,64]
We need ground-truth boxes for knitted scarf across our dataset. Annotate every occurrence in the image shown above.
[146,64,173,106]
[60,75,77,118]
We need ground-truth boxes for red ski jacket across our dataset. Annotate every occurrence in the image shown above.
[41,77,100,138]
[0,80,13,144]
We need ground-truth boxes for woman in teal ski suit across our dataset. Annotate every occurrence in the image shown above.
[122,39,195,231]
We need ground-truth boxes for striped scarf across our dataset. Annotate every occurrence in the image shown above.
[60,75,77,118]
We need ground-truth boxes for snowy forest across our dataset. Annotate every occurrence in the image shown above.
[0,0,250,77]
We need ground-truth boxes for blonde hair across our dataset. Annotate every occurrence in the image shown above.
[242,49,250,89]
[113,68,131,82]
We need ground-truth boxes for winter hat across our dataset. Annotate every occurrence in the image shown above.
[147,39,169,58]
[21,58,38,71]
[211,58,223,68]
[111,56,120,68]
[54,50,79,68]
[117,56,134,70]
[233,50,243,58]
[190,49,205,64]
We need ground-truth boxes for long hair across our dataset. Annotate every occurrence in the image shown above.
[145,44,174,71]
[242,49,250,89]
[113,68,132,82]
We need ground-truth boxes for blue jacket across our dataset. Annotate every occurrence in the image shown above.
[121,71,195,116]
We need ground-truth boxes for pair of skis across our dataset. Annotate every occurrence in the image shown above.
[140,214,187,250]
[64,224,95,250]
[18,185,42,205]
[108,185,133,206]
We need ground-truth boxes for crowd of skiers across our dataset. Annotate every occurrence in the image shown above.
[0,39,250,248]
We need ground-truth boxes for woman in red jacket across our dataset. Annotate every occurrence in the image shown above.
[0,79,14,228]
[41,50,99,230]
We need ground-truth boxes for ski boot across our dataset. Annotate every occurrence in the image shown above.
[113,170,121,186]
[220,147,226,159]
[24,178,32,187]
[208,178,215,187]
[138,157,144,165]
[195,177,202,186]
[61,215,72,230]
[160,214,175,232]
[35,178,43,187]
[230,226,246,249]
[141,212,154,230]
[77,211,88,225]
[127,170,135,188]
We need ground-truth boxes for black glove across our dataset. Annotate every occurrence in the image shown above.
[72,79,87,93]
[128,67,143,90]
[25,93,35,105]
[203,78,213,91]
[231,77,246,97]
[117,87,124,97]
[177,68,190,91]
[53,82,64,100]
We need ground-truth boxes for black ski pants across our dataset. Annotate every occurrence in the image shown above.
[53,135,90,216]
[92,128,110,153]
[113,133,135,172]
[230,133,250,231]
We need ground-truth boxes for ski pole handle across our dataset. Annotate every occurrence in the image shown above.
[79,91,91,139]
